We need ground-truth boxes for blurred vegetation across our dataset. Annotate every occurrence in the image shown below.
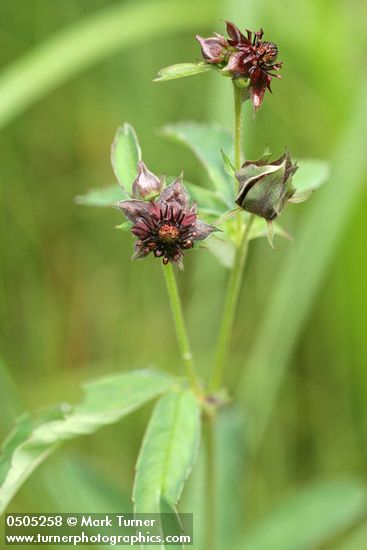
[0,0,366,548]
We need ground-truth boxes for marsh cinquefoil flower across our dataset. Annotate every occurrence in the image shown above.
[117,174,217,267]
[196,22,282,111]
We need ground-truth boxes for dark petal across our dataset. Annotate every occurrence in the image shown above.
[157,175,189,210]
[148,200,162,220]
[131,221,150,238]
[196,35,227,63]
[192,220,218,241]
[180,211,197,228]
[249,70,271,111]
[226,21,246,44]
[226,51,247,75]
[116,199,151,223]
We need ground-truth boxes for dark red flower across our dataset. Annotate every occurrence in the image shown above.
[117,176,217,267]
[196,22,282,111]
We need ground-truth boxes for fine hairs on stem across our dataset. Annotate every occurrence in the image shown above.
[162,262,201,393]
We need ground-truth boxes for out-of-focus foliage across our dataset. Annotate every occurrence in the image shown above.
[0,0,366,548]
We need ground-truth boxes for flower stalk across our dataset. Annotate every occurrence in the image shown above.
[162,263,201,393]
[209,82,254,392]
[234,84,244,176]
[209,214,254,392]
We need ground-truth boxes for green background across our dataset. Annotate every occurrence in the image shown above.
[1,0,366,548]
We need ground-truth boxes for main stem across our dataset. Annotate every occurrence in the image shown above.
[209,83,253,393]
[234,84,244,172]
[209,215,254,391]
[162,263,200,392]
[204,84,252,550]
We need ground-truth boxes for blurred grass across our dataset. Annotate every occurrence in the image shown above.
[1,0,367,548]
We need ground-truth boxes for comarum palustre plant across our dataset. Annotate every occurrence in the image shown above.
[0,20,328,549]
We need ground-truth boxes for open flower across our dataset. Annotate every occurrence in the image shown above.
[196,22,282,111]
[235,151,298,221]
[117,175,217,267]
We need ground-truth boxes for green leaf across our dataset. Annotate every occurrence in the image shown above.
[205,234,236,269]
[239,479,367,550]
[162,122,235,206]
[293,159,330,193]
[75,184,126,206]
[185,182,227,218]
[0,369,174,514]
[154,62,212,82]
[206,218,291,270]
[133,390,201,520]
[111,123,141,193]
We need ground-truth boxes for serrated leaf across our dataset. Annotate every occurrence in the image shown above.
[111,123,142,193]
[154,62,212,82]
[0,369,174,514]
[162,122,235,206]
[293,159,330,193]
[239,479,367,550]
[75,184,126,207]
[133,390,200,549]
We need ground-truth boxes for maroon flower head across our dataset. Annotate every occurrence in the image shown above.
[197,21,282,111]
[117,175,217,268]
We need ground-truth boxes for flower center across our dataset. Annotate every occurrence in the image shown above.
[257,41,278,64]
[158,224,180,243]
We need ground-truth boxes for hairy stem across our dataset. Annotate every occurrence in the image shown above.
[209,83,253,392]
[205,83,251,550]
[234,84,244,172]
[162,263,200,392]
[209,215,255,391]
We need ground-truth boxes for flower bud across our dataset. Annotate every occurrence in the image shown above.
[196,35,228,64]
[132,161,164,200]
[235,151,298,221]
